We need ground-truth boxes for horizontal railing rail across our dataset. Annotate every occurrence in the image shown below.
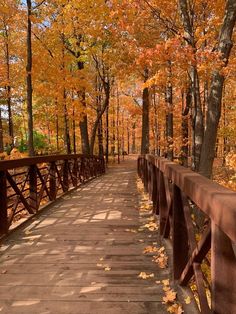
[0,154,105,235]
[138,154,236,314]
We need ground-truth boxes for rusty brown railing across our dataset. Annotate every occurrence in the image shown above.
[0,154,105,235]
[138,155,236,314]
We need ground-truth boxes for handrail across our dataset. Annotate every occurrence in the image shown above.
[0,154,105,235]
[138,154,236,314]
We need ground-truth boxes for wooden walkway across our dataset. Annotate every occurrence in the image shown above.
[0,159,188,314]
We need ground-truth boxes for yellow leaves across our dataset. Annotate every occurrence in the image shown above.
[143,221,158,232]
[163,289,177,303]
[152,253,168,269]
[143,246,159,254]
[161,279,184,313]
[138,272,154,279]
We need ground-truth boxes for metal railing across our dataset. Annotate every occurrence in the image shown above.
[0,154,105,235]
[138,154,236,314]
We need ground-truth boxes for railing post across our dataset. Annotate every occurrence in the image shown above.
[0,171,8,234]
[172,184,189,280]
[49,162,56,201]
[63,160,69,192]
[72,158,78,187]
[211,222,236,314]
[159,172,168,236]
[29,165,38,212]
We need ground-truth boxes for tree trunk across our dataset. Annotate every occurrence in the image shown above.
[191,67,204,171]
[105,105,109,163]
[132,122,136,153]
[117,87,120,164]
[4,25,14,149]
[26,0,34,156]
[153,89,159,156]
[72,105,76,154]
[63,90,71,155]
[77,61,90,155]
[181,89,191,167]
[0,109,4,153]
[90,82,110,155]
[165,78,174,161]
[141,69,150,154]
[178,0,204,171]
[199,0,236,178]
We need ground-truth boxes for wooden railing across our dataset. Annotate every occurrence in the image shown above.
[138,155,236,314]
[0,154,105,235]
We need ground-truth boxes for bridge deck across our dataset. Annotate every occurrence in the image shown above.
[0,159,186,314]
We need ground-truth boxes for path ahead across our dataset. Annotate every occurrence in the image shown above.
[0,159,173,314]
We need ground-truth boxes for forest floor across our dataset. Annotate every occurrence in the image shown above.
[0,157,197,314]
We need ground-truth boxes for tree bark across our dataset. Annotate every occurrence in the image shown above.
[90,82,110,155]
[105,105,109,163]
[77,61,90,155]
[141,69,150,154]
[63,90,71,155]
[179,0,204,171]
[0,109,4,153]
[3,22,14,149]
[165,66,174,161]
[26,0,34,156]
[180,89,191,167]
[132,122,136,154]
[199,0,236,178]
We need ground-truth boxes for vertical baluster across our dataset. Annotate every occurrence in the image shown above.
[49,162,56,200]
[72,158,78,187]
[29,165,38,212]
[211,223,236,314]
[172,184,189,280]
[0,171,8,234]
[63,160,69,192]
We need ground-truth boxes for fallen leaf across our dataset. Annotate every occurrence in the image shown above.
[162,279,170,286]
[167,303,184,314]
[104,267,111,271]
[138,272,155,279]
[163,289,177,303]
[96,263,103,267]
[143,246,159,254]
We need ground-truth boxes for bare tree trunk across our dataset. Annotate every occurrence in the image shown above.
[26,0,34,156]
[132,122,136,153]
[179,0,204,171]
[3,23,14,149]
[117,87,120,164]
[0,109,4,153]
[90,82,110,155]
[141,69,150,154]
[165,68,174,161]
[181,89,191,167]
[153,89,159,156]
[127,124,130,155]
[72,104,76,154]
[63,90,71,155]
[199,0,236,178]
[105,105,109,163]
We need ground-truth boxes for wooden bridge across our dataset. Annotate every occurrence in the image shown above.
[0,154,235,313]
